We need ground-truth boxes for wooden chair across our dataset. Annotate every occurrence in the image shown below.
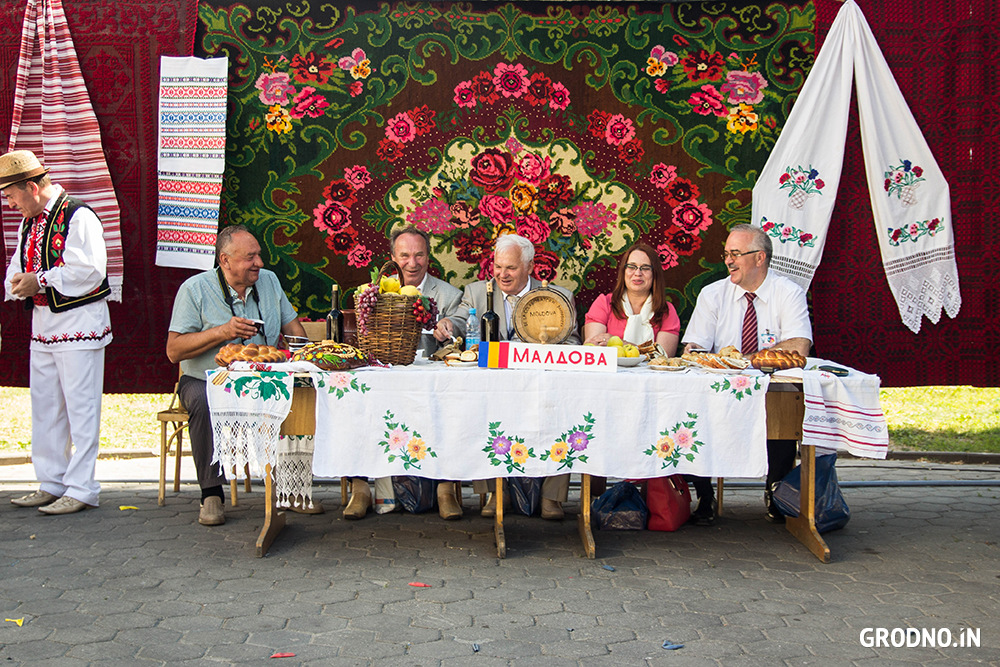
[157,369,250,506]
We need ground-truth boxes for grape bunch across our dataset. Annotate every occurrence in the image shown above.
[412,296,438,328]
[355,282,380,336]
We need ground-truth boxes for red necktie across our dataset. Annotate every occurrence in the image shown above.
[741,292,758,354]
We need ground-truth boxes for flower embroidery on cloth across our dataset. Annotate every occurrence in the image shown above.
[778,164,825,210]
[313,371,370,398]
[643,413,704,469]
[887,218,944,246]
[378,410,435,470]
[219,371,292,401]
[710,373,761,400]
[540,413,594,471]
[484,423,535,474]
[883,159,924,207]
[760,217,815,248]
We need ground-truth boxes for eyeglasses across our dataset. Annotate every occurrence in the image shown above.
[625,263,653,274]
[721,249,762,261]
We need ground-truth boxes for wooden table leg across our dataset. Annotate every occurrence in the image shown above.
[577,474,596,559]
[255,463,286,558]
[784,444,831,563]
[494,478,506,559]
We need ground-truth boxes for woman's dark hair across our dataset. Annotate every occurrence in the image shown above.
[609,241,669,323]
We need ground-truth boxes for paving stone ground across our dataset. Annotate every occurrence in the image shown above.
[1,457,998,666]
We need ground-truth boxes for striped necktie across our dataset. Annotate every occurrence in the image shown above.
[741,292,758,354]
[505,294,519,340]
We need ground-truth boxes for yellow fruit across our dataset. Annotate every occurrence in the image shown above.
[399,285,421,297]
[623,344,640,358]
[379,276,401,294]
[606,336,623,347]
[616,345,626,357]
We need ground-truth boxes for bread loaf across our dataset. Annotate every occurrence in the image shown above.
[214,343,287,366]
[291,342,369,370]
[749,348,807,370]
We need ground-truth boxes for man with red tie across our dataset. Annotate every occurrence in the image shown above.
[681,224,812,525]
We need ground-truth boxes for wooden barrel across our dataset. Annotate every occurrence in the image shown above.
[512,283,576,344]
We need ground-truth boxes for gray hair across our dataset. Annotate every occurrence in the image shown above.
[215,224,253,261]
[731,223,772,265]
[389,225,430,255]
[495,233,534,264]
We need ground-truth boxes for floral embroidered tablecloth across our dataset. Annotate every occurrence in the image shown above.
[206,369,294,477]
[309,365,772,480]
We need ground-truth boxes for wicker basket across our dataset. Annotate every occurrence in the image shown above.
[354,261,421,366]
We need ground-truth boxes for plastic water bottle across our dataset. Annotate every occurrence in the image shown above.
[466,307,480,349]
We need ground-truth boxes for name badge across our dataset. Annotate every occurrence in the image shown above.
[760,329,777,349]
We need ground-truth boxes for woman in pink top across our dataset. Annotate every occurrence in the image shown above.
[583,242,680,356]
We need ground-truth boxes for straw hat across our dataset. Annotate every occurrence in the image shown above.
[0,150,49,188]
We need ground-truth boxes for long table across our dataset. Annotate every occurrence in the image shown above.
[208,363,867,562]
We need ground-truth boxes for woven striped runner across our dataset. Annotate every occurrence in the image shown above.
[3,0,124,300]
[154,55,228,270]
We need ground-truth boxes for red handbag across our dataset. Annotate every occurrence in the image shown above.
[645,475,692,531]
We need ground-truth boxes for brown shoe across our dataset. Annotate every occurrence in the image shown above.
[198,496,226,526]
[480,492,510,518]
[541,498,564,520]
[38,496,91,515]
[11,490,58,508]
[343,480,371,520]
[437,482,462,520]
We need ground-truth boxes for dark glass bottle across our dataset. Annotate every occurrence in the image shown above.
[481,281,501,342]
[326,284,344,343]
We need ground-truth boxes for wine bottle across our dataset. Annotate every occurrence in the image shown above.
[481,281,501,342]
[326,284,344,343]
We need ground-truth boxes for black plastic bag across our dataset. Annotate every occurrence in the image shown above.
[392,476,436,514]
[591,481,648,530]
[772,452,850,533]
[507,477,542,516]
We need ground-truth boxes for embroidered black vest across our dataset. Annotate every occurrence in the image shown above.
[19,192,111,313]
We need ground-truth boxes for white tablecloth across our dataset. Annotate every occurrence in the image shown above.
[309,364,772,480]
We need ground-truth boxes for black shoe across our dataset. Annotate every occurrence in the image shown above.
[764,489,784,523]
[688,495,717,526]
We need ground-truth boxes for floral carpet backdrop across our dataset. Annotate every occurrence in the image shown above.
[2,1,988,391]
[194,0,816,326]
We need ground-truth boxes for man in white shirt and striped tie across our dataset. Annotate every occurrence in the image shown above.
[681,224,812,525]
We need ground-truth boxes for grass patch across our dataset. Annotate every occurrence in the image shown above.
[0,387,170,452]
[879,386,1000,453]
[2,385,999,454]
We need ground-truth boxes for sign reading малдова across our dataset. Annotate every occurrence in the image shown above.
[479,342,615,373]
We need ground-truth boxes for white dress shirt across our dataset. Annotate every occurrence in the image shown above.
[682,272,812,352]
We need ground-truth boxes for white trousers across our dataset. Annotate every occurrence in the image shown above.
[30,346,105,506]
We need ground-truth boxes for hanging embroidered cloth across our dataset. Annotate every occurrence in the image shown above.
[4,0,124,300]
[155,55,228,270]
[751,0,960,334]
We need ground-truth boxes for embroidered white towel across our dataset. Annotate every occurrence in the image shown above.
[751,0,960,333]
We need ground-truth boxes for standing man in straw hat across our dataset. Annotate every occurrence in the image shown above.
[2,150,112,515]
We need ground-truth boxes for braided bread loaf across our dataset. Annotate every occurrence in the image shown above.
[749,348,806,370]
[214,343,288,366]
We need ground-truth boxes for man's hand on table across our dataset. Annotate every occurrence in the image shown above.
[433,317,455,342]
